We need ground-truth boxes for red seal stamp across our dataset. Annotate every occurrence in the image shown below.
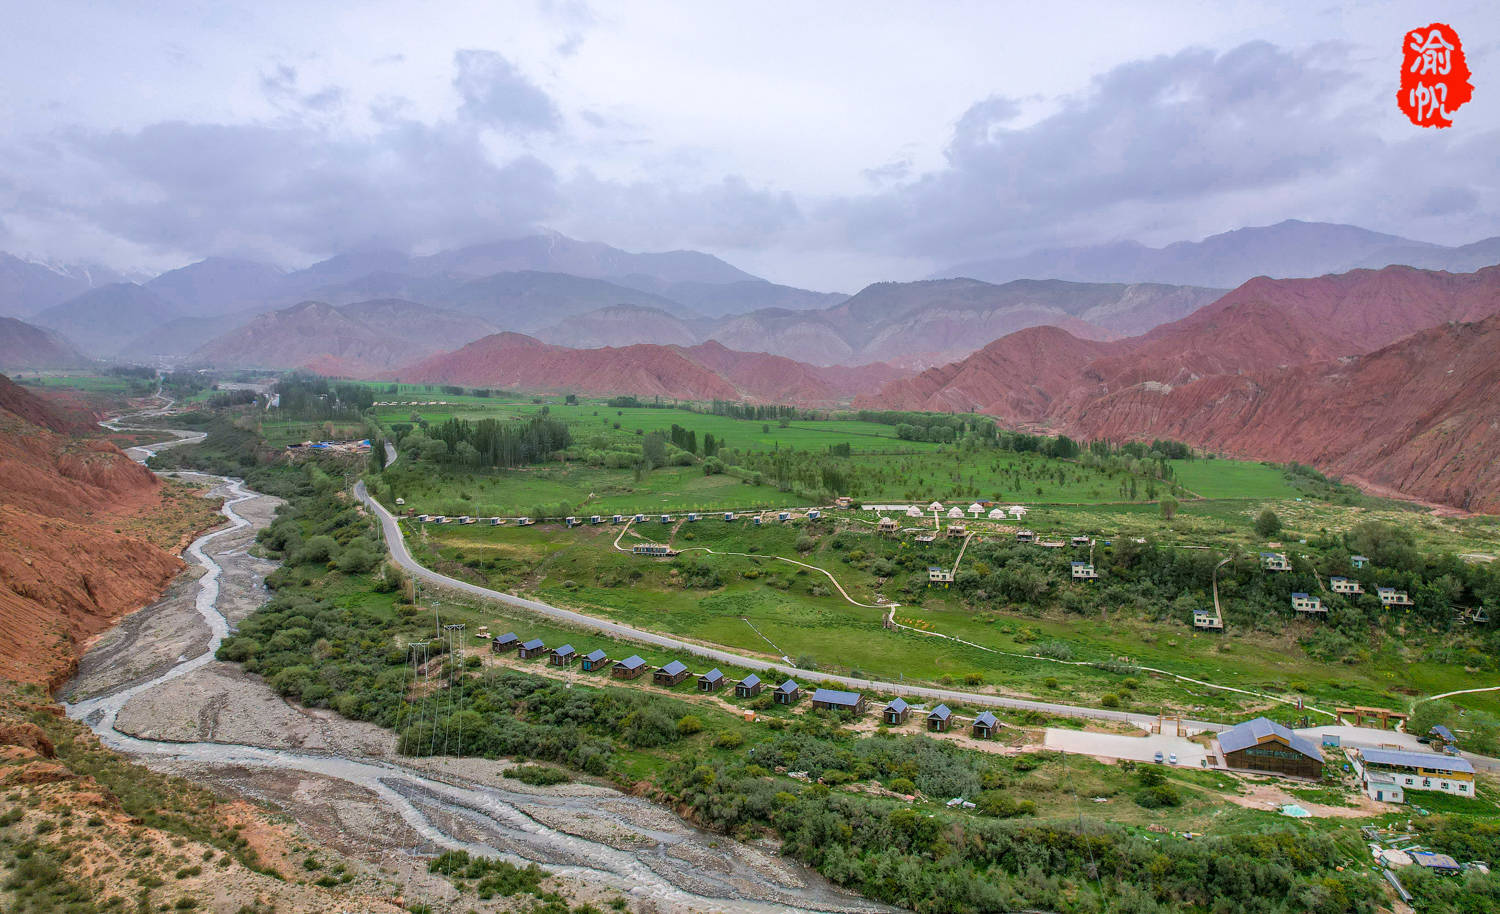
[1398,23,1472,128]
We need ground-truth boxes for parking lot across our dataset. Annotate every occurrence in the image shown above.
[1044,729,1210,767]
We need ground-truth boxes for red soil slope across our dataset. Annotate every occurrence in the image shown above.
[392,333,909,406]
[860,265,1500,511]
[0,375,185,689]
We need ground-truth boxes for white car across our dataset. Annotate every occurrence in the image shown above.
[1169,753,1178,765]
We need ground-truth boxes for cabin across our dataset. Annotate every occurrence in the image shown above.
[1353,748,1476,798]
[632,543,673,556]
[517,638,547,660]
[1193,609,1223,630]
[486,516,503,525]
[1329,576,1363,595]
[878,516,898,533]
[778,511,791,522]
[1015,530,1035,543]
[565,516,577,527]
[811,688,865,715]
[1071,562,1098,580]
[1291,593,1325,613]
[633,514,645,523]
[1351,555,1370,569]
[807,509,820,520]
[1071,535,1091,546]
[550,644,576,666]
[1218,717,1324,779]
[654,660,691,687]
[946,506,965,519]
[1378,587,1414,606]
[752,516,763,526]
[972,711,998,739]
[724,512,736,521]
[773,679,801,705]
[612,514,624,524]
[589,515,602,525]
[613,655,647,679]
[698,668,725,692]
[968,503,985,517]
[491,632,520,653]
[418,514,434,523]
[686,512,698,522]
[580,649,608,671]
[1261,552,1291,572]
[517,517,533,526]
[947,523,967,538]
[660,514,672,524]
[735,674,763,698]
[927,704,953,732]
[435,516,451,525]
[883,698,911,725]
[928,566,955,584]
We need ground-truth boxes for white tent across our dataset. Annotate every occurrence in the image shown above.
[928,501,943,512]
[906,505,923,517]
[1008,505,1028,518]
[968,503,984,516]
[946,506,964,518]
[988,507,1005,519]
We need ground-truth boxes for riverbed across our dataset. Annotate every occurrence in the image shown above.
[61,420,892,914]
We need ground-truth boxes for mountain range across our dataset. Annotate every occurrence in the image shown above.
[861,264,1500,512]
[935,220,1500,289]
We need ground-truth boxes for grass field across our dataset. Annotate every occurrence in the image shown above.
[396,510,1500,722]
[1168,458,1299,499]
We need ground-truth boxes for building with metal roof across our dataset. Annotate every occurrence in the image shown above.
[698,668,725,691]
[773,679,801,704]
[883,698,910,725]
[581,649,608,671]
[654,660,691,686]
[612,655,647,679]
[518,638,547,659]
[811,688,865,714]
[927,704,952,732]
[1217,717,1323,778]
[972,711,998,738]
[735,674,763,698]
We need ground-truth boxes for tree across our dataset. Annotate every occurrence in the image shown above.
[1254,508,1282,538]
[1160,496,1179,520]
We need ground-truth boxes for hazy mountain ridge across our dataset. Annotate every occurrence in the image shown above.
[934,220,1497,288]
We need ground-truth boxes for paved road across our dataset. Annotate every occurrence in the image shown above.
[357,482,1229,733]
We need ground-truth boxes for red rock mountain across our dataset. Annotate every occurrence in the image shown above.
[861,265,1500,511]
[391,333,905,406]
[0,376,186,689]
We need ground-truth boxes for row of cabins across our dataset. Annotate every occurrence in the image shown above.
[492,633,1005,736]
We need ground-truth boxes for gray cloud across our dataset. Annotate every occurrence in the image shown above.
[452,49,560,131]
[826,41,1384,260]
[0,117,559,263]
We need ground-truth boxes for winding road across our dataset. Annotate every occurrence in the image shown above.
[359,481,1230,733]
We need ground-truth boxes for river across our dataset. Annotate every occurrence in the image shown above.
[63,409,891,914]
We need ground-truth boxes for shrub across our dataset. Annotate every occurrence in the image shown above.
[504,764,571,787]
[676,715,704,735]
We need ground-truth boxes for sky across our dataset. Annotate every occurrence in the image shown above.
[1,0,1496,290]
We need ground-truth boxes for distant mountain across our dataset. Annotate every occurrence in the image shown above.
[931,220,1493,288]
[0,253,133,317]
[144,257,286,316]
[439,270,694,329]
[535,305,700,349]
[861,264,1500,511]
[0,317,91,371]
[116,309,267,362]
[613,277,847,318]
[189,299,497,373]
[411,231,757,286]
[705,278,1222,366]
[32,284,181,358]
[390,332,908,406]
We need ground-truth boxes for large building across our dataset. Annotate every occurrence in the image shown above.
[1217,717,1323,779]
[1353,748,1476,799]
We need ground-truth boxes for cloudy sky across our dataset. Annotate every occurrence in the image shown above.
[1,0,1495,289]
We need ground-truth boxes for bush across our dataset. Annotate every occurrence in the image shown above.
[1135,784,1182,808]
[504,764,571,787]
[1254,508,1282,538]
[677,715,704,735]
